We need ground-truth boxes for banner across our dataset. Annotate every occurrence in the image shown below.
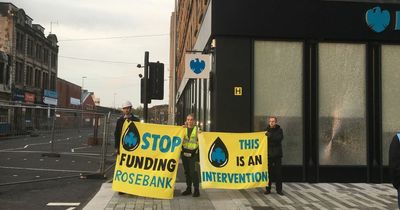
[199,131,268,189]
[112,121,184,199]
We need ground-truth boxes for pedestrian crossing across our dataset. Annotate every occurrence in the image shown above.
[102,183,398,210]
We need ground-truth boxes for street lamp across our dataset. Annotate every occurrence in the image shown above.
[137,51,149,122]
[113,93,117,109]
[80,76,86,132]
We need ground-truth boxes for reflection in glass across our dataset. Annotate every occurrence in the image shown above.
[318,43,366,165]
[254,41,303,165]
[382,45,400,165]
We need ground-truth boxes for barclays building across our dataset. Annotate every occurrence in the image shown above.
[173,0,400,183]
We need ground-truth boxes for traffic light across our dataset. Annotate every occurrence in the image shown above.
[140,78,151,104]
[148,62,164,100]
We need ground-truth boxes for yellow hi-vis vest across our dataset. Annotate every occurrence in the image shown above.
[182,126,198,150]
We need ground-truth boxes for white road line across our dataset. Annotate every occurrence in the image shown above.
[46,202,80,206]
[71,145,91,151]
[0,165,94,173]
[66,207,76,210]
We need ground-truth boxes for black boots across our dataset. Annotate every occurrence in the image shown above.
[181,188,192,195]
[181,188,200,197]
[193,189,200,197]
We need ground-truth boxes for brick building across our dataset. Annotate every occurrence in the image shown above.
[0,3,58,130]
[56,78,80,109]
[170,0,209,127]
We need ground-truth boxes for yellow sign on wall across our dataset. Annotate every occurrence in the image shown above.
[198,131,268,189]
[234,87,243,96]
[112,121,184,199]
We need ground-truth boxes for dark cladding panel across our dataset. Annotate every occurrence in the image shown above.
[212,37,252,132]
[212,0,400,41]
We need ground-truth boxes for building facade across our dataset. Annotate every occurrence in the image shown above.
[0,3,58,131]
[149,104,168,125]
[56,78,80,109]
[172,0,400,182]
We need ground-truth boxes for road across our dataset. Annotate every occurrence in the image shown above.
[0,127,188,210]
[0,128,115,210]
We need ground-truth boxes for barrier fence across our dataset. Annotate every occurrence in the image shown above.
[0,102,121,186]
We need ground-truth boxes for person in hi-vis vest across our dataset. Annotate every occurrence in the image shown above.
[181,114,200,197]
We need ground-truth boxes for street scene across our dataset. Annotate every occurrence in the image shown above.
[2,0,400,210]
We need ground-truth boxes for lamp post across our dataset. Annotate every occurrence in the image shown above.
[113,93,117,109]
[137,51,150,122]
[80,76,86,132]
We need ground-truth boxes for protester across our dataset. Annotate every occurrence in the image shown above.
[264,116,284,195]
[114,101,139,195]
[181,114,200,197]
[389,131,400,208]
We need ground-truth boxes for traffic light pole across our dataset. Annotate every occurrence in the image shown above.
[143,51,149,123]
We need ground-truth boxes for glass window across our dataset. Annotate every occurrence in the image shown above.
[382,45,400,165]
[254,41,303,165]
[318,43,366,165]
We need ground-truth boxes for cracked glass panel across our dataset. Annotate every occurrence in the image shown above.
[318,43,366,165]
[254,41,303,165]
[382,45,400,165]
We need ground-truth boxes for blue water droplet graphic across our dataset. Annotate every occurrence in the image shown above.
[122,122,140,151]
[208,137,229,167]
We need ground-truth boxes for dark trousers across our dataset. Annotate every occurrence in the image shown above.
[266,157,282,192]
[182,155,199,190]
[397,188,400,209]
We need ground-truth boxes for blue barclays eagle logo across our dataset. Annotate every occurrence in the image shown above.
[366,6,390,33]
[124,132,137,148]
[190,58,206,74]
[211,147,226,164]
[208,137,229,168]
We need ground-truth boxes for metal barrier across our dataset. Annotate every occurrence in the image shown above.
[0,102,121,186]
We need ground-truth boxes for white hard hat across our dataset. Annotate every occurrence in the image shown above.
[122,101,132,108]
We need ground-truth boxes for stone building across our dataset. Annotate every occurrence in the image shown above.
[0,2,58,131]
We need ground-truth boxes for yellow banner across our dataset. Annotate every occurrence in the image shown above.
[199,132,268,189]
[112,121,184,199]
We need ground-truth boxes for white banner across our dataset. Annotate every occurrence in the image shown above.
[70,97,80,105]
[184,53,211,79]
[43,97,58,105]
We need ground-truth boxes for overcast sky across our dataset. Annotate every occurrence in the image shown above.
[8,0,174,108]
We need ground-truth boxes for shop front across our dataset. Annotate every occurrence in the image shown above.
[177,0,400,182]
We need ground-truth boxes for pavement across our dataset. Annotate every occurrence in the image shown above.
[83,182,399,210]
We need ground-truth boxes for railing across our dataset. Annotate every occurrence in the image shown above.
[0,103,121,186]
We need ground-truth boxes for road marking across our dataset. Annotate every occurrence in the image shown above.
[66,207,76,210]
[71,145,91,151]
[46,202,80,207]
[0,165,94,173]
[0,150,102,157]
[13,174,18,177]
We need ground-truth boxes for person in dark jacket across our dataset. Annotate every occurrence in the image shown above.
[264,116,284,195]
[114,101,140,155]
[389,132,400,208]
[114,101,140,195]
